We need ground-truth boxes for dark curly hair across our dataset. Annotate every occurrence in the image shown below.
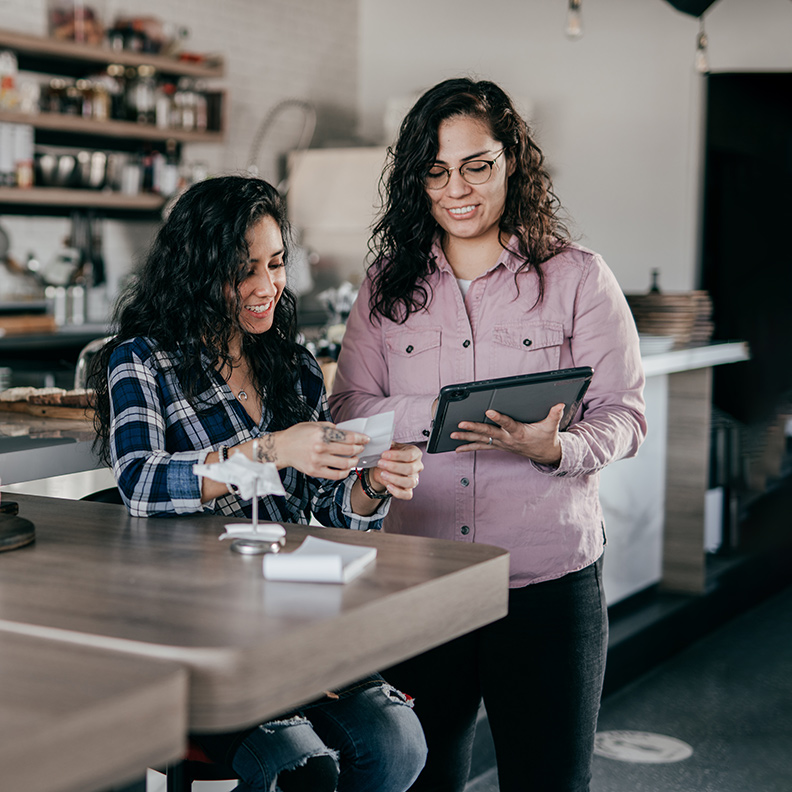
[89,175,311,466]
[369,77,570,323]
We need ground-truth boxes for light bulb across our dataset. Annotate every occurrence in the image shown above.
[695,18,709,73]
[565,0,583,40]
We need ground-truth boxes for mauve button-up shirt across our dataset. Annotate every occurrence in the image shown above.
[329,235,647,587]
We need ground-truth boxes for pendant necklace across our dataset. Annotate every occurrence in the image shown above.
[237,389,248,402]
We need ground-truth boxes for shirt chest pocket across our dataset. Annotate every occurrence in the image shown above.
[491,321,565,374]
[385,328,442,395]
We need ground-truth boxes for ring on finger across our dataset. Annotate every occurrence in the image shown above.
[487,436,493,445]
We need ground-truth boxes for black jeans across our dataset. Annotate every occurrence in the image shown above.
[382,557,608,792]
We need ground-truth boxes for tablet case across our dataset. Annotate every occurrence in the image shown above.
[427,366,594,454]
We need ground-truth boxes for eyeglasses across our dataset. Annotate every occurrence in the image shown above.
[424,148,508,190]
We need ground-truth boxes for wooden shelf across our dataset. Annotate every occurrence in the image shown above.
[0,27,224,78]
[0,109,224,144]
[0,26,224,216]
[0,186,166,211]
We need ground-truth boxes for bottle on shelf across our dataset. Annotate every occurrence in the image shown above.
[0,123,14,185]
[90,78,110,121]
[0,50,19,111]
[194,80,208,132]
[152,138,180,196]
[155,82,176,129]
[127,65,157,125]
[63,80,82,115]
[174,77,197,131]
[75,78,94,119]
[13,123,34,189]
[105,64,127,120]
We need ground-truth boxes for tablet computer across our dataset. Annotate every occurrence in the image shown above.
[427,366,594,454]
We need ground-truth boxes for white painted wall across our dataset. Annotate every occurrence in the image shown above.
[358,0,792,292]
[2,0,790,304]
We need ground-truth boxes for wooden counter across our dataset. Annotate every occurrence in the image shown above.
[600,341,750,601]
[0,632,187,792]
[0,494,509,733]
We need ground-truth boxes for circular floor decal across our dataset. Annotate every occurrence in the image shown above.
[594,730,694,763]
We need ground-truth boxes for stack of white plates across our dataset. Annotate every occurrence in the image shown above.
[638,334,676,356]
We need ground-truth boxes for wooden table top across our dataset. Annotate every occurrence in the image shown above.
[0,632,187,792]
[0,493,509,732]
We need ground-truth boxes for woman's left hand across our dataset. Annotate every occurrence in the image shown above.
[451,404,565,466]
[368,442,424,500]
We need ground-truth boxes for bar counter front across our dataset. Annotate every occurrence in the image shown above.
[0,493,509,733]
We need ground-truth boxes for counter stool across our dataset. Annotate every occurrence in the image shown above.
[165,741,237,792]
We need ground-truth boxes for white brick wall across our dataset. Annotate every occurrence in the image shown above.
[0,0,358,305]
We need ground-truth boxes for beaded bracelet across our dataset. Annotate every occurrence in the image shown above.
[219,445,239,494]
[356,468,391,500]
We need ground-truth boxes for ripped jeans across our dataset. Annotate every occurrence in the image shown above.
[193,673,427,792]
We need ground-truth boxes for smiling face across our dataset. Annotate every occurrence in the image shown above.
[427,115,512,250]
[233,214,287,337]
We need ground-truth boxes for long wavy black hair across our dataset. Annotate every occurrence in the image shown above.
[369,77,570,323]
[90,175,311,466]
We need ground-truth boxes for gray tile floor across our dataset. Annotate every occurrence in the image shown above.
[591,583,792,792]
[468,583,792,792]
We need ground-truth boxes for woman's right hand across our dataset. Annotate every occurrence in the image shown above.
[245,422,370,480]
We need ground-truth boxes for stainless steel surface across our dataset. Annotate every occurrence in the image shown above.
[74,334,113,388]
[0,410,99,484]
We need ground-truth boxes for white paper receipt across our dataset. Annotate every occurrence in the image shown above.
[263,535,377,584]
[335,410,395,468]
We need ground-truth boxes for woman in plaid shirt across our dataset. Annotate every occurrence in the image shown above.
[89,175,426,792]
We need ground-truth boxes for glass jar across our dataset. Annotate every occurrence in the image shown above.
[127,64,156,124]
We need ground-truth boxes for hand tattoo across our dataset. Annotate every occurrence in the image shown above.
[321,427,346,443]
[257,434,277,463]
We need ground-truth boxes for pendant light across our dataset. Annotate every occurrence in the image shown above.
[695,15,710,73]
[565,0,583,40]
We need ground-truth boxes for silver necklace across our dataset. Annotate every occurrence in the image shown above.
[237,389,248,402]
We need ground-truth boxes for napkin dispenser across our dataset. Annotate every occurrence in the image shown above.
[0,501,35,552]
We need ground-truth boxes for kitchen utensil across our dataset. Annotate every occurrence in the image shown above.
[0,222,26,279]
[0,222,9,263]
[87,210,106,286]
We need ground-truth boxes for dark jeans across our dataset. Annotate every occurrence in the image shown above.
[194,674,426,792]
[382,557,608,792]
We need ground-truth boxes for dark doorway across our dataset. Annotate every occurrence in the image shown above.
[701,72,792,425]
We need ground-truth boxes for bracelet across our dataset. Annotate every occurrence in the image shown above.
[219,446,239,494]
[357,468,391,500]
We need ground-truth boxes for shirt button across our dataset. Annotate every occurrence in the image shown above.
[460,477,470,486]
[460,525,470,535]
[523,338,532,347]
[406,345,414,353]
[422,429,430,437]
[463,340,471,348]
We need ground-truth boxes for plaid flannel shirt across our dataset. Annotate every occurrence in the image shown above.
[108,336,386,528]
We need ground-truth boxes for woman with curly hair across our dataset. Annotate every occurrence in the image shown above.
[89,175,426,792]
[330,78,646,791]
